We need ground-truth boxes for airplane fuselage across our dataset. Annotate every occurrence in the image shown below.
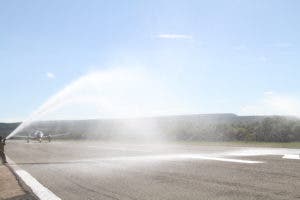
[27,130,51,143]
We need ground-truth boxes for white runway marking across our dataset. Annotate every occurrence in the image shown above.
[225,148,300,157]
[282,154,300,160]
[87,145,151,152]
[79,154,263,164]
[179,155,263,164]
[132,154,263,164]
[7,157,61,200]
[15,170,61,200]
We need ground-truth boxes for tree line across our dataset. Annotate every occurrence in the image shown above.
[1,114,300,142]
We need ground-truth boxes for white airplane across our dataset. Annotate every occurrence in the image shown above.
[15,130,70,143]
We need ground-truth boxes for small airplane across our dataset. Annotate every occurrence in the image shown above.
[14,130,70,143]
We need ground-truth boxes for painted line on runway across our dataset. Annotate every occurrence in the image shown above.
[282,154,300,160]
[79,154,263,164]
[136,154,263,164]
[178,155,263,164]
[224,148,300,161]
[225,148,300,157]
[87,145,152,152]
[7,156,61,200]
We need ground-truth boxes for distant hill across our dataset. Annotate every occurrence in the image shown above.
[1,114,300,142]
[0,122,21,138]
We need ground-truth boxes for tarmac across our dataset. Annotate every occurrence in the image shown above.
[4,140,300,200]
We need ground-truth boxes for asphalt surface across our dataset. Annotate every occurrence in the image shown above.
[6,140,300,200]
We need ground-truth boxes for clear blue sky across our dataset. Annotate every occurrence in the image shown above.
[1,0,300,122]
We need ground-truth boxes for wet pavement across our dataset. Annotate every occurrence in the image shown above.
[6,140,300,200]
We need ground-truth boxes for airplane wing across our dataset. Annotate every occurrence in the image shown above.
[12,135,35,139]
[49,133,71,138]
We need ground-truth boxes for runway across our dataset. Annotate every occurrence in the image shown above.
[6,140,300,200]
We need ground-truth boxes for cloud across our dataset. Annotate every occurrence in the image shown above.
[46,72,55,79]
[240,92,300,116]
[264,91,274,95]
[156,34,192,40]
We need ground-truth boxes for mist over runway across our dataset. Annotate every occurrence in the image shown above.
[6,140,300,200]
